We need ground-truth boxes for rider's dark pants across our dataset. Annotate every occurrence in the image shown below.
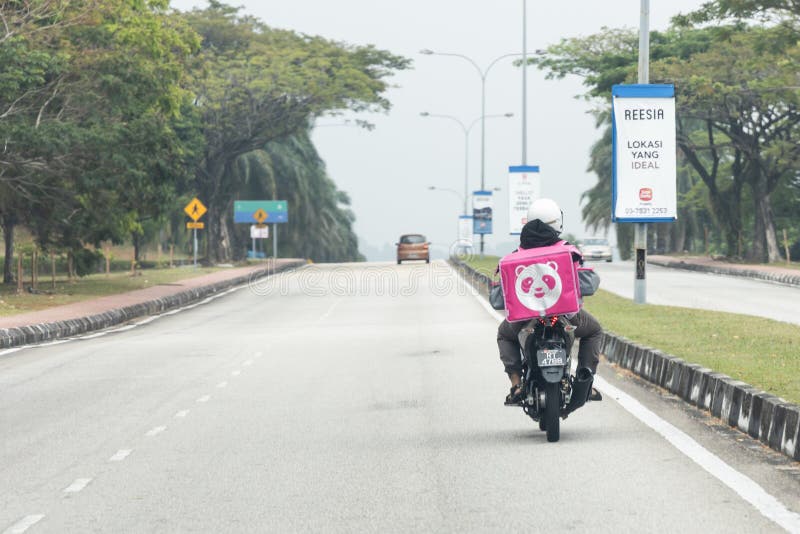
[497,309,602,376]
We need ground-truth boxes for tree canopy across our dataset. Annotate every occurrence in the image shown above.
[533,13,800,262]
[0,0,409,280]
[181,2,409,262]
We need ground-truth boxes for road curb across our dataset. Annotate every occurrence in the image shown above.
[648,257,800,288]
[0,261,305,350]
[450,257,800,462]
[449,257,493,298]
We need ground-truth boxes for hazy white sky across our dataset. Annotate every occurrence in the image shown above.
[170,0,708,259]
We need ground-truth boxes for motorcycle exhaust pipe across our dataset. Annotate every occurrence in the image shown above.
[563,367,593,416]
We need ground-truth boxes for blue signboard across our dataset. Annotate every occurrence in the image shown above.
[233,200,288,224]
[472,190,493,235]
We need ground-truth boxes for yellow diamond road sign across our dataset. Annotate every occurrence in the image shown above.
[184,198,207,222]
[253,208,268,224]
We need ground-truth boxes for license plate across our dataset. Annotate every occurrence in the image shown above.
[407,254,418,258]
[537,348,567,367]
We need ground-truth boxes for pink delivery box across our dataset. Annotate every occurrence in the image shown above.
[498,244,581,322]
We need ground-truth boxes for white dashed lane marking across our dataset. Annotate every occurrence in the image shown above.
[3,515,45,533]
[242,360,253,367]
[231,370,241,377]
[63,478,92,494]
[145,426,166,437]
[216,381,228,389]
[254,351,263,358]
[109,449,132,462]
[175,410,189,418]
[196,395,211,403]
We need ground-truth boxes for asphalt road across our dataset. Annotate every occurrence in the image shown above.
[2,261,799,533]
[590,260,800,326]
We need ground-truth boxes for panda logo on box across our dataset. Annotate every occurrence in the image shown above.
[514,262,563,316]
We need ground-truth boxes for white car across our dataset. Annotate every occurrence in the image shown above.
[579,238,613,262]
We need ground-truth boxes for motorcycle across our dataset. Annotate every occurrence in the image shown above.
[516,315,594,442]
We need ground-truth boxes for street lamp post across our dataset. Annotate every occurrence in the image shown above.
[419,112,513,216]
[420,50,520,191]
[421,49,521,256]
[522,0,528,164]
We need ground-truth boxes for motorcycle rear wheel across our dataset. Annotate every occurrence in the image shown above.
[544,382,560,442]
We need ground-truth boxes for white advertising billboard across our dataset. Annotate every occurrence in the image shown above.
[508,166,541,235]
[458,215,473,249]
[612,84,677,222]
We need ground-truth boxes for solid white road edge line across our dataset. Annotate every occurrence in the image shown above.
[595,376,800,532]
[63,478,92,493]
[3,515,45,534]
[449,262,800,533]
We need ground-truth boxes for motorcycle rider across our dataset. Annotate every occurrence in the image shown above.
[498,198,603,405]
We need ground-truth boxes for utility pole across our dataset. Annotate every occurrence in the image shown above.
[634,0,650,304]
[522,0,528,166]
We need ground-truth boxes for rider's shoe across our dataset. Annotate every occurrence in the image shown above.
[588,387,602,401]
[504,385,524,406]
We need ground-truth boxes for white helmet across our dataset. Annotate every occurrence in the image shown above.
[527,198,563,234]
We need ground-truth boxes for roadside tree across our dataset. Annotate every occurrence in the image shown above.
[181,2,409,262]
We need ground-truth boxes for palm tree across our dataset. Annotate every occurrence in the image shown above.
[231,130,363,262]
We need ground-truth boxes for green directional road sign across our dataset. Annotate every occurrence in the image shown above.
[233,200,288,223]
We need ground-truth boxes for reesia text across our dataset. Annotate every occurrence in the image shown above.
[624,108,665,120]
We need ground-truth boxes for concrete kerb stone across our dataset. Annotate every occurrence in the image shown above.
[454,257,800,463]
[0,261,304,350]
[600,335,800,462]
[781,406,800,460]
[678,363,700,400]
[450,258,492,299]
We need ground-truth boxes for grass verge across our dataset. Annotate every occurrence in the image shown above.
[461,255,800,404]
[0,266,229,317]
[583,291,800,404]
[460,254,500,278]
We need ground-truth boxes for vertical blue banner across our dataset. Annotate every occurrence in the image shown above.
[472,190,493,235]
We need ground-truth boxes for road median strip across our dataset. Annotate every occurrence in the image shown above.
[0,261,304,350]
[648,256,800,288]
[450,257,800,462]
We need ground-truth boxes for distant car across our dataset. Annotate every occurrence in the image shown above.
[579,237,613,262]
[396,234,430,264]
